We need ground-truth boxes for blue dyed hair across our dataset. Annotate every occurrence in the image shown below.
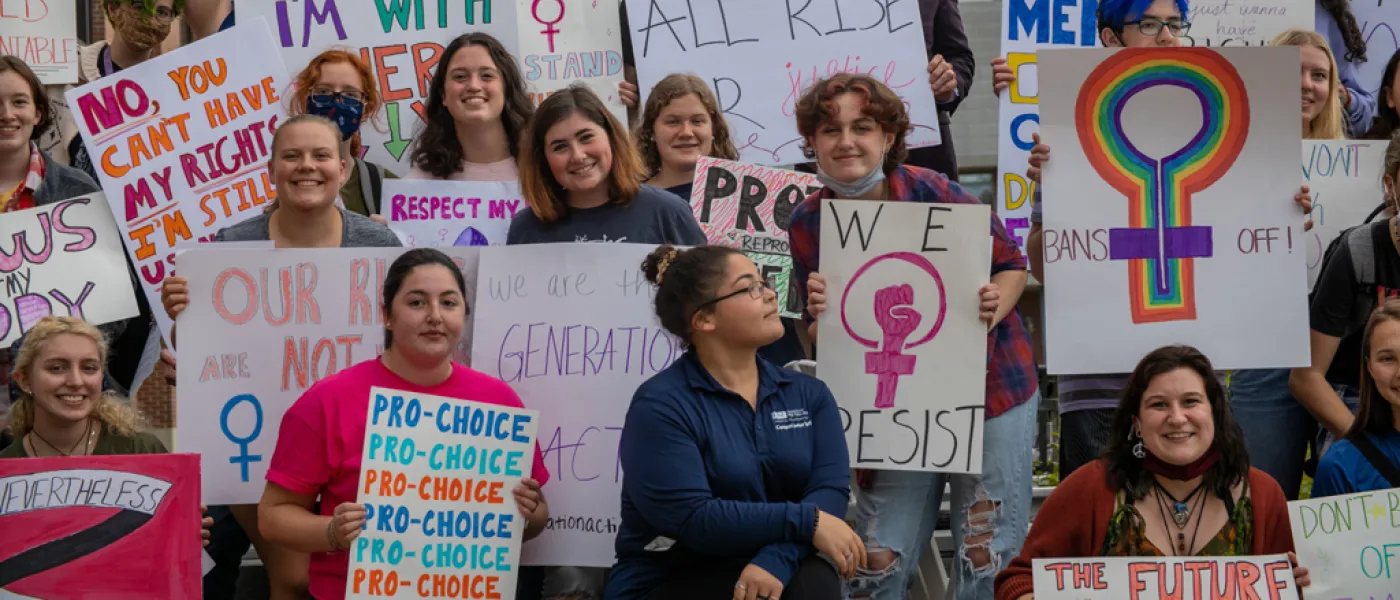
[1097,0,1190,32]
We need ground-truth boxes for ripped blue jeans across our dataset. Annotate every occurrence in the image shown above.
[847,393,1038,600]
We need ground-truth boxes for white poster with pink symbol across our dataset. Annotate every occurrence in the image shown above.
[816,200,991,474]
[380,179,525,247]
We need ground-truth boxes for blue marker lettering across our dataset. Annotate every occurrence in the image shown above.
[220,393,263,481]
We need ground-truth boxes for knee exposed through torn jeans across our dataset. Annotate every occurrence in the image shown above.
[846,393,1038,600]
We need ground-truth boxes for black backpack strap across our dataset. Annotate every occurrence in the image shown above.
[360,160,383,216]
[1351,433,1400,487]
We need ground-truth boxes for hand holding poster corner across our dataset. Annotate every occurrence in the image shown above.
[1031,555,1299,599]
[381,180,525,248]
[0,193,139,346]
[65,19,290,346]
[347,388,538,600]
[1288,488,1400,600]
[690,157,820,319]
[816,200,991,474]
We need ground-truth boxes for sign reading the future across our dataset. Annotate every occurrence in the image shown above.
[1038,47,1307,374]
[1031,555,1300,599]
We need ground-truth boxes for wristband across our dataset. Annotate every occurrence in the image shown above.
[326,517,341,551]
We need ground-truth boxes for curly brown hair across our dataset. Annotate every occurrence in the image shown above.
[635,74,738,177]
[794,73,910,175]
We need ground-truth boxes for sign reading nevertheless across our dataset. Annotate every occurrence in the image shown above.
[0,193,140,345]
[240,0,518,172]
[1288,488,1400,600]
[175,247,480,504]
[689,157,819,318]
[625,0,940,166]
[1039,47,1308,374]
[1301,141,1386,289]
[347,388,537,600]
[471,242,679,566]
[998,0,1100,248]
[816,200,991,474]
[0,454,201,599]
[0,0,80,84]
[382,179,525,248]
[65,20,290,343]
[1031,555,1300,599]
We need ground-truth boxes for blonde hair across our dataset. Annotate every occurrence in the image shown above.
[8,316,145,438]
[1271,29,1346,140]
[262,113,345,214]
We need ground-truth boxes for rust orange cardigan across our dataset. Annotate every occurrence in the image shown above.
[994,460,1296,600]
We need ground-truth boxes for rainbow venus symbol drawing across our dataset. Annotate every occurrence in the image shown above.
[1076,48,1249,324]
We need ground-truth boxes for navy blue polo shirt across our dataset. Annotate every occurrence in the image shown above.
[604,351,850,600]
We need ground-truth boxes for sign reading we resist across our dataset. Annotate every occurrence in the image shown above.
[349,388,538,600]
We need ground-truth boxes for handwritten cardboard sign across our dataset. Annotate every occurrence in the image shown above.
[0,453,201,598]
[346,388,537,600]
[1288,488,1400,600]
[381,179,524,248]
[1031,555,1300,599]
[1038,47,1308,374]
[816,200,992,474]
[1184,0,1313,47]
[517,0,627,121]
[689,157,819,318]
[64,19,291,344]
[625,0,940,166]
[1354,0,1398,109]
[0,193,140,345]
[175,247,480,504]
[1301,140,1385,289]
[0,0,80,84]
[471,242,679,566]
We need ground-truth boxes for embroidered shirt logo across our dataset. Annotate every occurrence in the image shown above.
[771,408,811,431]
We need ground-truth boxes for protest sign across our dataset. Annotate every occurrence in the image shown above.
[472,242,679,566]
[1184,0,1313,47]
[0,453,201,599]
[1289,488,1400,600]
[175,247,480,504]
[0,193,139,345]
[1301,141,1386,289]
[689,157,819,318]
[381,179,524,247]
[0,0,80,84]
[347,388,537,600]
[625,0,939,166]
[518,0,627,121]
[1039,47,1308,374]
[240,0,518,172]
[816,200,992,474]
[1031,555,1299,599]
[65,20,290,344]
[998,0,1100,247]
[1354,0,1398,97]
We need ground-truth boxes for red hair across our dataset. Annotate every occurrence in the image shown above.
[794,73,910,174]
[287,49,383,157]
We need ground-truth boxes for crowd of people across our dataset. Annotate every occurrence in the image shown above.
[3,0,1400,599]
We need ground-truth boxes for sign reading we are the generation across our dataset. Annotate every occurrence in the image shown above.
[65,19,290,343]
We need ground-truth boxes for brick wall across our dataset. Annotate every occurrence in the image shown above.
[135,372,173,429]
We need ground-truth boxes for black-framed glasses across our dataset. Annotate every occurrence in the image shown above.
[695,278,774,312]
[1126,17,1190,37]
[309,87,368,104]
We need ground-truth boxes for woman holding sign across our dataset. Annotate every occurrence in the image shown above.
[1313,299,1400,495]
[635,74,740,198]
[786,72,1038,600]
[994,345,1310,600]
[605,244,861,600]
[257,248,552,600]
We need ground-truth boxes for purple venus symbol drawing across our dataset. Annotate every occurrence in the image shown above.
[841,252,947,409]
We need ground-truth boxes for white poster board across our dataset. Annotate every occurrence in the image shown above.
[1302,140,1386,289]
[347,389,537,600]
[1040,47,1308,374]
[516,0,627,122]
[381,179,524,247]
[816,200,991,474]
[0,194,139,345]
[471,242,678,567]
[998,0,1100,248]
[1031,555,1300,599]
[175,247,480,504]
[0,0,79,84]
[1184,0,1314,47]
[625,0,940,166]
[1354,0,1399,96]
[1288,488,1400,600]
[64,20,290,345]
[240,0,518,173]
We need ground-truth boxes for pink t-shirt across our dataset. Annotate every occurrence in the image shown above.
[267,359,550,600]
[407,158,518,182]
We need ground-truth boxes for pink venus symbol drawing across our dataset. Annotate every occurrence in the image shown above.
[840,252,947,409]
